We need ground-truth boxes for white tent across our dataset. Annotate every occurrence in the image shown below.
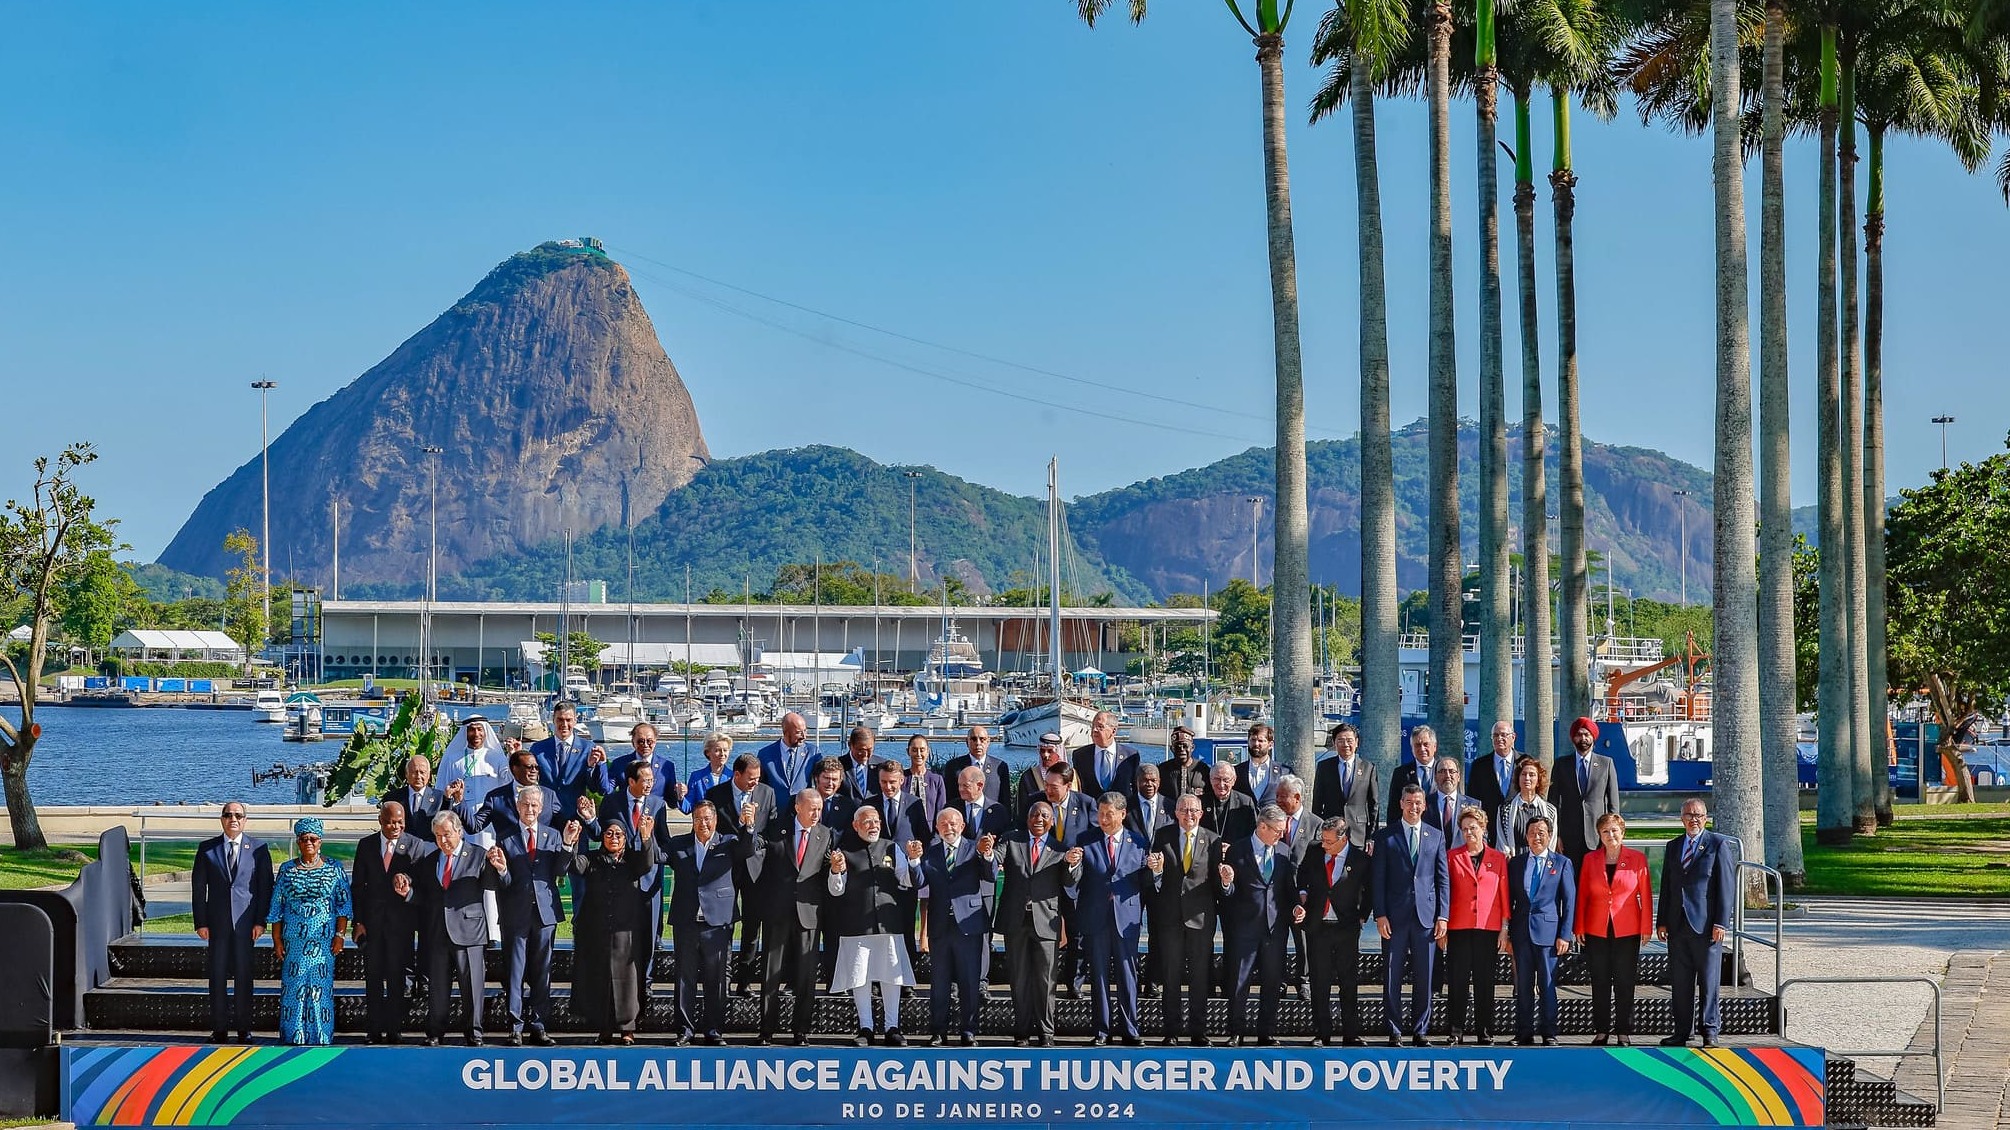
[108,629,246,663]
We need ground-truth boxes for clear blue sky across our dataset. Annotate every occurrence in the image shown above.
[4,3,2004,560]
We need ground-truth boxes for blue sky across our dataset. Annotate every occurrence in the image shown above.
[4,3,2005,560]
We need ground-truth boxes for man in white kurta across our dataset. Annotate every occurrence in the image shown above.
[827,805,918,1046]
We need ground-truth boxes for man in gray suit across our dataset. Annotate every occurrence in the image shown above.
[192,801,274,1043]
[999,801,1079,1046]
[495,790,578,1046]
[1549,717,1623,862]
[1312,724,1379,847]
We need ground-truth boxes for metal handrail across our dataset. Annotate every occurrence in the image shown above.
[1732,859,1784,994]
[1778,976,1943,1115]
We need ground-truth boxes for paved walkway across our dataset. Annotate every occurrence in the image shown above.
[1893,950,2010,1130]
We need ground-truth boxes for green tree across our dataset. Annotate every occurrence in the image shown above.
[222,529,267,670]
[1882,442,2010,718]
[1422,0,1465,748]
[56,549,138,663]
[0,444,119,851]
[535,629,609,677]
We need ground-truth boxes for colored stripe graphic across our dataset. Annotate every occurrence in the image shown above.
[1749,1047,1827,1126]
[1606,1048,1742,1125]
[188,1048,288,1126]
[1700,1047,1793,1126]
[71,1048,165,1126]
[209,1048,344,1126]
[104,1046,201,1125]
[157,1049,257,1126]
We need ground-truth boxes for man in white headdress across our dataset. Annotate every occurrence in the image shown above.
[827,805,919,1046]
[437,715,515,944]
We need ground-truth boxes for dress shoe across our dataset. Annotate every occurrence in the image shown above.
[1514,1037,1535,1047]
[237,1032,253,1043]
[1035,1035,1054,1047]
[532,1030,556,1047]
[424,1037,441,1047]
[598,1033,616,1046]
[919,1033,941,1047]
[1541,1037,1558,1046]
[210,1031,229,1044]
[706,1032,726,1046]
[1342,1036,1366,1047]
[1091,1034,1110,1048]
[1449,1032,1466,1046]
[1591,1033,1610,1046]
[785,1033,808,1046]
[1255,1036,1278,1047]
[1313,1036,1331,1047]
[1701,1034,1717,1048]
[1161,1036,1179,1047]
[960,1034,976,1048]
[466,1034,484,1048]
[885,1029,907,1047]
[620,1033,636,1047]
[1616,1035,1633,1047]
[1659,1035,1689,1047]
[507,1032,524,1047]
[1386,1037,1403,1048]
[1122,1035,1142,1047]
[1229,1035,1247,1048]
[674,1032,692,1047]
[856,1029,874,1047]
[1013,1037,1030,1048]
[1409,1036,1431,1048]
[1190,1036,1213,1048]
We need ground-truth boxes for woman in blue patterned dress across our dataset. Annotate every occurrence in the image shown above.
[269,817,352,1045]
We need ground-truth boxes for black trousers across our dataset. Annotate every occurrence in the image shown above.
[1667,928,1723,1038]
[1159,920,1216,1038]
[361,919,417,1039]
[735,914,764,989]
[930,928,986,1037]
[503,924,556,1034]
[1304,920,1362,1040]
[677,921,734,1037]
[1006,920,1058,1040]
[760,921,822,1038]
[1445,928,1499,1036]
[1224,923,1288,1037]
[426,939,486,1039]
[205,928,257,1037]
[1584,932,1642,1035]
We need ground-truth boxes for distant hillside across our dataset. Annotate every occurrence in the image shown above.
[409,445,1151,604]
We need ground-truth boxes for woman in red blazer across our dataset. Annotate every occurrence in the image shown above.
[1441,806,1510,1044]
[1575,812,1653,1045]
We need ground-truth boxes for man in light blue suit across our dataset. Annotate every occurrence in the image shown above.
[1066,793,1153,1046]
[757,712,824,800]
[1372,783,1450,1046]
[1506,815,1576,1045]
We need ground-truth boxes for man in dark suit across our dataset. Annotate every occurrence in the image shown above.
[813,757,859,832]
[950,764,1011,841]
[1372,785,1450,1046]
[1506,815,1576,1045]
[755,789,835,1044]
[1150,794,1219,1045]
[351,800,422,1043]
[400,811,505,1046]
[1015,733,1071,815]
[1298,815,1372,1045]
[1160,728,1211,799]
[1549,716,1623,862]
[920,807,996,1046]
[192,801,273,1042]
[454,749,596,842]
[1000,802,1078,1046]
[1202,761,1257,843]
[1217,805,1303,1046]
[596,759,673,991]
[384,755,444,843]
[1072,711,1140,797]
[1657,798,1738,1047]
[1233,723,1293,805]
[1312,724,1378,847]
[757,711,825,799]
[1425,756,1487,848]
[1273,775,1317,997]
[942,724,1011,816]
[1067,794,1152,1046]
[836,726,882,801]
[1385,725,1435,826]
[663,799,764,1045]
[530,701,607,814]
[1128,764,1176,841]
[866,760,930,963]
[1468,720,1520,831]
[495,790,578,1046]
[705,753,782,995]
[901,734,947,827]
[1039,764,1094,845]
[596,722,680,803]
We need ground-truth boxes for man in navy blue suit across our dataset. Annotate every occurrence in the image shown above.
[530,701,607,813]
[920,807,997,1046]
[1216,805,1305,1046]
[192,801,274,1042]
[1657,798,1738,1047]
[1065,793,1152,1046]
[1506,815,1576,1045]
[453,749,597,842]
[1072,711,1141,797]
[664,799,764,1045]
[757,712,824,801]
[1372,784,1450,1046]
[495,790,578,1046]
[596,722,680,803]
[942,725,1012,817]
[1425,756,1488,848]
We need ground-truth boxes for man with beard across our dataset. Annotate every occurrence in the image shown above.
[1234,723,1291,806]
[828,806,919,1046]
[1160,727,1211,798]
[1016,732,1071,815]
[1549,717,1622,863]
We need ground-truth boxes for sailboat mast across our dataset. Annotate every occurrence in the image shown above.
[1048,457,1064,693]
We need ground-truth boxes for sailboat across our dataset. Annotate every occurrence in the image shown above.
[997,456,1098,749]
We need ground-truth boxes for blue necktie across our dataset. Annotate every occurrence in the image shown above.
[1527,855,1543,900]
[1579,756,1590,795]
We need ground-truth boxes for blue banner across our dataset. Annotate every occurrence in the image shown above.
[63,1045,1825,1130]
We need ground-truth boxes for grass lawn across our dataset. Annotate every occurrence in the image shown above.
[0,839,357,890]
[1796,814,2010,897]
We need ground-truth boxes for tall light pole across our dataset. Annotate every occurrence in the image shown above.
[421,445,443,694]
[1672,488,1691,606]
[904,470,922,592]
[1248,496,1263,586]
[250,380,277,661]
[1932,415,1956,471]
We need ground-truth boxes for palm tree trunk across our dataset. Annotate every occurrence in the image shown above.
[1708,0,1766,892]
[1477,15,1512,734]
[1813,26,1854,846]
[1758,0,1805,884]
[1515,89,1555,771]
[1426,0,1466,746]
[1254,33,1316,768]
[1552,89,1590,723]
[1863,124,1892,827]
[1355,65,1403,783]
[1838,58,1875,836]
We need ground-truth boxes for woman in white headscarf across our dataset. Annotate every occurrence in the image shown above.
[437,714,514,942]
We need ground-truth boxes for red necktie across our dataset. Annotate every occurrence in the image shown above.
[1106,837,1117,866]
[529,835,536,862]
[632,801,642,830]
[1032,841,1042,868]
[1326,854,1339,917]
[795,830,808,869]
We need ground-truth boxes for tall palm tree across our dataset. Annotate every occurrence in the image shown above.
[1706,0,1766,889]
[1079,0,1317,769]
[1512,75,1556,769]
[1477,0,1515,738]
[1425,0,1466,748]
[1813,23,1855,845]
[1837,48,1876,836]
[1552,80,1592,725]
[1311,0,1412,787]
[1757,0,1805,884]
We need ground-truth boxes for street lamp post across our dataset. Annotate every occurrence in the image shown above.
[1248,496,1262,586]
[421,445,443,696]
[904,470,922,593]
[1672,489,1691,606]
[250,380,277,663]
[1932,415,1956,471]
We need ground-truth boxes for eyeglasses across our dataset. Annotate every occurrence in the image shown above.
[1680,811,1708,822]
[222,812,246,820]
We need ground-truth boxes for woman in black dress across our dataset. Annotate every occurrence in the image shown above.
[570,818,660,1044]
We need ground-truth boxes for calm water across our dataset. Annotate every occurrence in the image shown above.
[11,705,1047,806]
